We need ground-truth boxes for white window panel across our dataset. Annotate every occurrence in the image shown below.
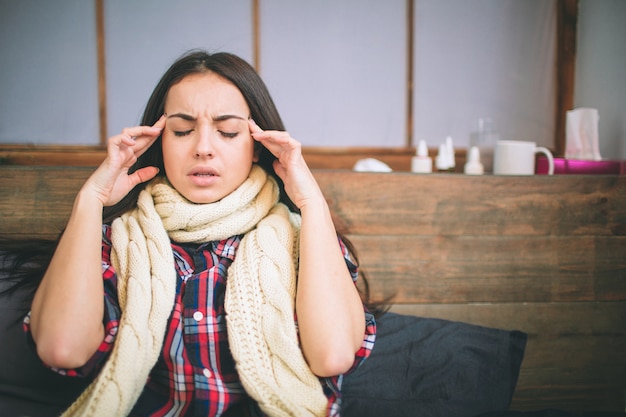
[0,0,98,145]
[413,0,557,150]
[575,0,626,160]
[104,0,253,134]
[260,0,407,147]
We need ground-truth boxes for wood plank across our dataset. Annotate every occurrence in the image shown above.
[95,0,108,145]
[0,145,107,166]
[354,235,626,303]
[522,334,626,370]
[314,171,626,237]
[512,367,626,413]
[554,0,579,156]
[4,168,625,239]
[389,302,626,335]
[0,166,88,238]
[305,147,415,171]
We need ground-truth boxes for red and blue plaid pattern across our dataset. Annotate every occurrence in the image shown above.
[25,224,375,416]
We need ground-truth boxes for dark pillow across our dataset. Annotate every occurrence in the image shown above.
[0,255,93,417]
[342,312,527,417]
[477,411,575,417]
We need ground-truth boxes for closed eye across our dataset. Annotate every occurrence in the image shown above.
[174,129,193,137]
[220,131,238,139]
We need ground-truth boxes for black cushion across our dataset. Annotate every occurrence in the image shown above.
[0,257,92,417]
[342,312,527,417]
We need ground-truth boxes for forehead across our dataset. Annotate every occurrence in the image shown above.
[165,72,248,113]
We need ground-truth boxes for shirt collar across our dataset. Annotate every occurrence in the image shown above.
[206,235,242,261]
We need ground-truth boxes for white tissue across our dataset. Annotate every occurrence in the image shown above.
[566,108,601,160]
[353,158,393,172]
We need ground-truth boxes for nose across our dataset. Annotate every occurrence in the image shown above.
[194,126,214,158]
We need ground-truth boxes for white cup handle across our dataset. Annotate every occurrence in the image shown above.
[535,146,554,175]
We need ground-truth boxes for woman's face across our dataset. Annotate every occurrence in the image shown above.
[162,72,258,204]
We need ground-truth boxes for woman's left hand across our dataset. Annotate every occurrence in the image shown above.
[250,121,365,375]
[249,119,322,209]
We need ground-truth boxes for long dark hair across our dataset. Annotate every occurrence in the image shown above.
[1,50,386,314]
[104,50,295,222]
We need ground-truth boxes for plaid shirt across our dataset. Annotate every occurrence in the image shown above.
[27,224,376,416]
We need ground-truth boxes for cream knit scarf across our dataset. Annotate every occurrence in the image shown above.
[62,165,327,417]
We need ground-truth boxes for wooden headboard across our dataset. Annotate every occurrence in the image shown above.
[1,165,625,414]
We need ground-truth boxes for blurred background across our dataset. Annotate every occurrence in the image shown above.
[0,0,624,160]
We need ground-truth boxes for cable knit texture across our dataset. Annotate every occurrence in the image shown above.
[61,165,327,417]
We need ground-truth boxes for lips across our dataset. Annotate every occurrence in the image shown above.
[189,167,218,177]
[188,167,219,186]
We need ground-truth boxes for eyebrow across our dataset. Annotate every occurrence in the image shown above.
[166,113,248,122]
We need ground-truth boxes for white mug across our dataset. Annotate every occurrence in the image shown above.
[493,140,554,175]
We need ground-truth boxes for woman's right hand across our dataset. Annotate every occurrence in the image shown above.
[30,116,166,368]
[86,116,165,206]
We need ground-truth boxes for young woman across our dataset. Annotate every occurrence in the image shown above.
[18,50,376,416]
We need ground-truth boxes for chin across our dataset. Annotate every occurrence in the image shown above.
[186,193,221,204]
[173,183,222,204]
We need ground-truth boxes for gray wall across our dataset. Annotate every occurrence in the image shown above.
[0,0,99,145]
[575,0,626,160]
[0,0,623,159]
[103,1,253,138]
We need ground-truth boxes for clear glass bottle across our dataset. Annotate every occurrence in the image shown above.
[470,118,499,173]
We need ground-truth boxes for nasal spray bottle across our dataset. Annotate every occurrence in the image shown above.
[411,140,433,174]
[435,136,455,172]
[464,146,484,175]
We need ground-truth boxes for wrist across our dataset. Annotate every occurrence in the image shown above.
[74,186,105,212]
[297,192,328,214]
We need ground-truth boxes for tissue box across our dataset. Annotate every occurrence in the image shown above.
[536,157,625,175]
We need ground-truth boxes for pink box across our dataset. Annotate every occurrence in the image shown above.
[536,157,625,175]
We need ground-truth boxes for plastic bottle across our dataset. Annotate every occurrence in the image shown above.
[411,140,433,173]
[445,136,456,170]
[464,146,484,175]
[435,143,451,172]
